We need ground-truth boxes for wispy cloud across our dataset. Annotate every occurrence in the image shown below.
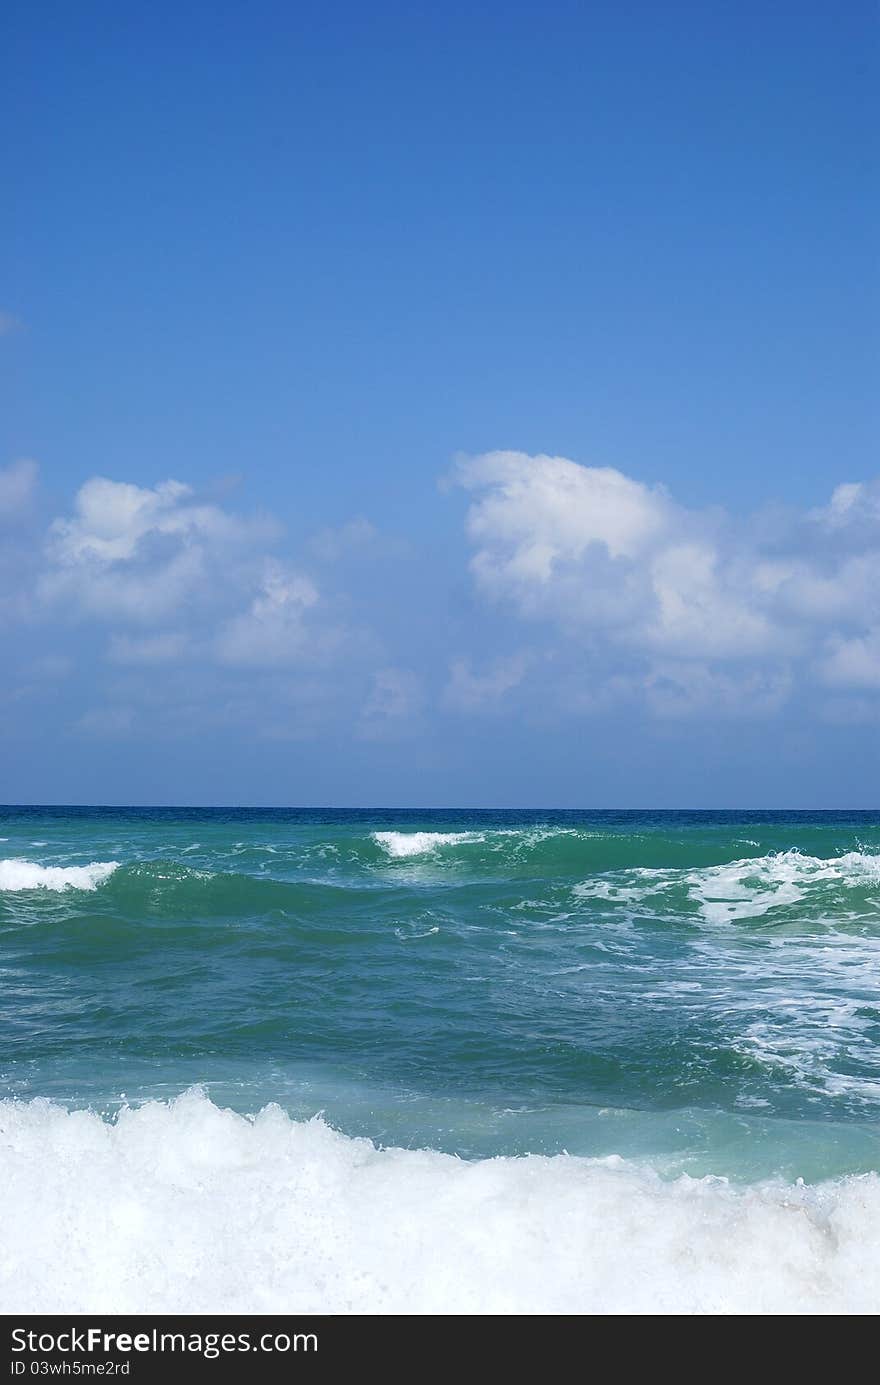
[214,562,328,666]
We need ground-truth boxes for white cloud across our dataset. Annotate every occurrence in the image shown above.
[648,542,775,658]
[47,476,266,565]
[25,475,364,738]
[40,476,279,623]
[457,451,669,600]
[215,562,325,666]
[10,453,880,743]
[44,544,211,623]
[821,630,880,689]
[751,481,880,630]
[813,480,880,530]
[39,473,292,634]
[0,459,38,515]
[453,451,880,716]
[454,451,771,657]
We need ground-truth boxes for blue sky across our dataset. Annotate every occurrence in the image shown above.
[1,1,877,806]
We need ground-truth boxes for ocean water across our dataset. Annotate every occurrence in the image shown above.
[1,806,879,1314]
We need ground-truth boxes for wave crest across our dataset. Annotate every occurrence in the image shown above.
[0,859,120,892]
[372,831,485,859]
[575,849,880,925]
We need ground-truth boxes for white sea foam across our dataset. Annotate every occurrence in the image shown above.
[574,850,880,925]
[371,826,598,861]
[686,851,880,924]
[372,831,484,858]
[698,934,880,1104]
[0,859,120,892]
[0,1089,877,1314]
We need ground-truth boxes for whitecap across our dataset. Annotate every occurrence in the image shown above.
[0,859,120,892]
[687,851,880,924]
[575,850,880,925]
[372,831,484,859]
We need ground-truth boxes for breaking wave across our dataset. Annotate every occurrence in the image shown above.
[574,849,880,926]
[0,1088,877,1315]
[0,859,120,892]
[372,830,486,858]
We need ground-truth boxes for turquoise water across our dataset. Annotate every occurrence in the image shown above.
[2,806,879,1185]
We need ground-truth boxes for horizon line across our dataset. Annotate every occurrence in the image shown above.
[1,803,879,814]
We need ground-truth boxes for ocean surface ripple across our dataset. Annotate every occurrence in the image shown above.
[1,806,879,1313]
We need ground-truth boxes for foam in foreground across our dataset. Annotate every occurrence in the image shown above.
[1,1089,877,1315]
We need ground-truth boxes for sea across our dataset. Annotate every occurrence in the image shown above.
[1,805,879,1314]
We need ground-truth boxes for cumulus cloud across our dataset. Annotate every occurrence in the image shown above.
[9,454,880,746]
[453,451,880,716]
[19,473,368,737]
[454,451,773,656]
[40,476,279,623]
